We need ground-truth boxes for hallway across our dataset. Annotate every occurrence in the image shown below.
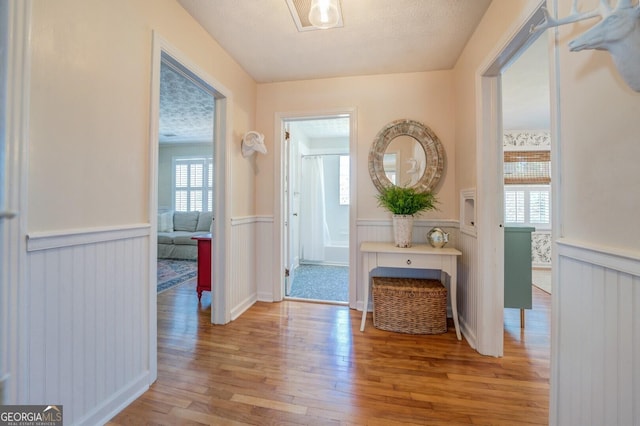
[109,280,550,424]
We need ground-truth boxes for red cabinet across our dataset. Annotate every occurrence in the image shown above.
[192,234,212,300]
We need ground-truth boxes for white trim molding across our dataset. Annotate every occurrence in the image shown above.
[3,0,32,405]
[557,238,640,276]
[356,218,459,228]
[231,215,273,226]
[27,224,150,252]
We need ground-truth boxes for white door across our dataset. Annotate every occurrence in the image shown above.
[283,125,300,295]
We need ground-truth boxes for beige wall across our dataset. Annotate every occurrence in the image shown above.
[453,0,540,194]
[256,71,457,221]
[555,0,640,251]
[27,0,257,232]
[453,0,640,250]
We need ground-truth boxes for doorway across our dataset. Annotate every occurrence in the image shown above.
[500,32,553,336]
[283,116,351,304]
[475,2,552,356]
[149,33,231,342]
[156,53,214,304]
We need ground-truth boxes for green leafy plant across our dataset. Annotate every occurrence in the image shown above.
[376,186,438,216]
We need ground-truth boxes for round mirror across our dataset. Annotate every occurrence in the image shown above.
[383,135,427,187]
[369,119,444,193]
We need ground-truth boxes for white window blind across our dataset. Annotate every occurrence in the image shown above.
[504,185,551,229]
[173,157,213,212]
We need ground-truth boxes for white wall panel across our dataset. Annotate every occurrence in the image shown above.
[255,216,275,302]
[229,217,258,320]
[26,225,150,425]
[554,240,640,426]
[458,231,478,349]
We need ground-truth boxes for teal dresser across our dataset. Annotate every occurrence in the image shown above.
[504,226,534,327]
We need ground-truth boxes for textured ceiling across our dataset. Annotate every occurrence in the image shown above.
[159,60,214,144]
[177,0,492,83]
[289,116,350,140]
[161,0,550,142]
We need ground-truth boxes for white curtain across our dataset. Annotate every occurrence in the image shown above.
[300,156,330,262]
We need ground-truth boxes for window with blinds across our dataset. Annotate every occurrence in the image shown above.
[504,151,550,184]
[174,157,213,212]
[504,185,551,229]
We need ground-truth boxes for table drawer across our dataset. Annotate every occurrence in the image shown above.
[376,252,443,269]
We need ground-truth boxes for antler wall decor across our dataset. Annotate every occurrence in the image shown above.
[533,0,640,92]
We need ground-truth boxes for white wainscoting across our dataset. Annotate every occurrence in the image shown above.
[553,239,640,426]
[458,230,478,349]
[255,216,275,302]
[229,217,260,320]
[26,225,151,426]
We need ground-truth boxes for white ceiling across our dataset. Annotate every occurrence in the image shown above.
[160,1,551,142]
[502,33,551,130]
[288,116,351,140]
[177,0,492,83]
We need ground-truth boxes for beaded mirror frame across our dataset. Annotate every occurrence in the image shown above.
[368,119,445,193]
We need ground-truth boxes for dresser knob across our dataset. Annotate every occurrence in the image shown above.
[406,259,412,265]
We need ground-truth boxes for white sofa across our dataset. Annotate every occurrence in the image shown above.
[157,210,213,260]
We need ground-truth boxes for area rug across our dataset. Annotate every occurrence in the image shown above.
[157,259,197,293]
[288,264,349,302]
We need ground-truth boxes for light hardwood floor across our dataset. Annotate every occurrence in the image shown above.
[109,281,550,425]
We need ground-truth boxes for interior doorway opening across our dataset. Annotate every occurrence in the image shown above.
[149,35,232,381]
[500,31,553,335]
[475,2,552,357]
[283,116,351,304]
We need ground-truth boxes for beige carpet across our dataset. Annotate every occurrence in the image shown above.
[532,268,551,294]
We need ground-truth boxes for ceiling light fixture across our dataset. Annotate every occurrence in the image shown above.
[308,0,340,29]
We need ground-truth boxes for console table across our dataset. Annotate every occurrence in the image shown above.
[360,242,462,340]
[192,234,212,300]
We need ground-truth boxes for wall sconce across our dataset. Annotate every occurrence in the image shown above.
[241,131,267,158]
[308,0,341,30]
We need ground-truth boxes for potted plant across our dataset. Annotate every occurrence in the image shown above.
[376,186,438,247]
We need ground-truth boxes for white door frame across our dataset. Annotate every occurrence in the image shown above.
[149,33,232,381]
[475,1,548,356]
[1,0,31,403]
[274,109,358,306]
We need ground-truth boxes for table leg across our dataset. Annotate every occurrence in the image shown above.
[360,276,369,332]
[360,255,371,332]
[444,269,462,341]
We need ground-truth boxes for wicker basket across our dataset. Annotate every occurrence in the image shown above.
[372,277,447,334]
